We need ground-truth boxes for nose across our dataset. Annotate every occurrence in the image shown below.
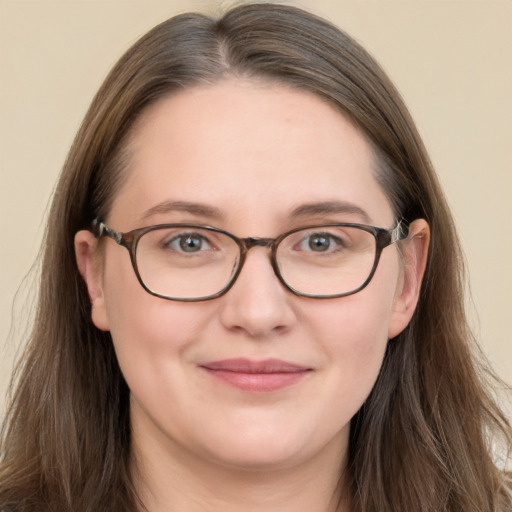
[218,247,297,339]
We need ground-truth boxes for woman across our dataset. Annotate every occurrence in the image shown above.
[0,3,510,511]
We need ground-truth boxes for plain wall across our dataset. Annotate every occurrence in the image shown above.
[1,0,511,416]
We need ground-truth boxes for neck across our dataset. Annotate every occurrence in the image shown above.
[131,420,351,512]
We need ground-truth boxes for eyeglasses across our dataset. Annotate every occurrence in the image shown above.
[91,219,409,302]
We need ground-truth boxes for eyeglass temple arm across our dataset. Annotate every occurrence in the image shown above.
[392,219,410,243]
[91,219,123,244]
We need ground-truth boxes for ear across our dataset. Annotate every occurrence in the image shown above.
[74,230,110,331]
[388,219,430,339]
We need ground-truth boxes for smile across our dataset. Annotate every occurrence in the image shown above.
[199,358,313,392]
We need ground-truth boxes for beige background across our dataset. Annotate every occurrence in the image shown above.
[1,0,511,416]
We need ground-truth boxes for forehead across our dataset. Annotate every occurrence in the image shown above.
[108,79,394,231]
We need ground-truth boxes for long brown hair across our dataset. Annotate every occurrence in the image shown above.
[1,3,510,511]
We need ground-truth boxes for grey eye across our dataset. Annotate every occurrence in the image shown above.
[166,233,211,253]
[299,232,342,252]
[308,233,331,251]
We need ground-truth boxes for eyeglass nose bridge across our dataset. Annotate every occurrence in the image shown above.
[231,236,285,290]
[240,236,276,251]
[237,236,282,268]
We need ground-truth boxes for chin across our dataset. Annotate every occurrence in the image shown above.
[196,420,349,472]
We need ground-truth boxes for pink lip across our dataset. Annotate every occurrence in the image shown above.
[199,358,312,392]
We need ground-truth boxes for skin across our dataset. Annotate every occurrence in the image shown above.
[75,79,429,512]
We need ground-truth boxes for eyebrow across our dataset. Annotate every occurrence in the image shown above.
[141,200,225,221]
[141,199,371,224]
[289,201,372,223]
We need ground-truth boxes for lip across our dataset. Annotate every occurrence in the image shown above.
[199,358,312,392]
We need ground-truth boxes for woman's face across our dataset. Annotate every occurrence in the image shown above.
[76,79,426,472]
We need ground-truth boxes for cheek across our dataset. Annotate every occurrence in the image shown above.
[104,292,222,433]
[313,294,390,380]
[308,259,399,348]
[304,257,400,397]
[100,252,215,385]
[106,294,211,363]
[309,301,390,430]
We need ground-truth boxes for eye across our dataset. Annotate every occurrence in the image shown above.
[298,232,345,253]
[165,232,213,253]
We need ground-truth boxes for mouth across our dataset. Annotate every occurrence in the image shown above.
[199,358,312,392]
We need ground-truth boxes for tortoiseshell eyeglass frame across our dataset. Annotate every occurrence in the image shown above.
[90,218,410,302]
